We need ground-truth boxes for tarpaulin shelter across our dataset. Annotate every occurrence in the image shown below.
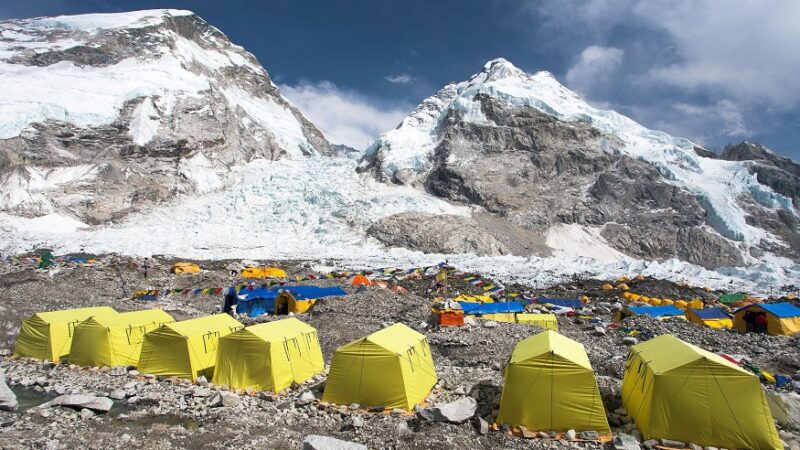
[137,314,243,380]
[516,313,558,330]
[685,307,732,329]
[628,305,685,319]
[453,294,493,303]
[237,286,347,317]
[69,309,174,367]
[732,303,800,336]
[15,306,118,362]
[213,318,324,392]
[172,262,200,274]
[322,323,437,411]
[719,293,747,304]
[497,331,610,435]
[351,274,372,286]
[621,335,782,449]
[536,298,582,308]
[241,267,287,278]
[458,302,523,315]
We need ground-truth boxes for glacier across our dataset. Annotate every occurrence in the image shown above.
[1,156,798,295]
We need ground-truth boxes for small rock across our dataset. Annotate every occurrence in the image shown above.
[0,370,18,411]
[109,389,126,400]
[473,416,489,435]
[127,370,140,378]
[80,408,95,419]
[752,346,767,354]
[351,416,364,428]
[612,433,641,450]
[688,444,703,450]
[196,375,208,385]
[454,387,466,395]
[394,421,412,438]
[303,434,367,450]
[622,337,639,345]
[297,391,316,406]
[483,321,498,329]
[642,439,659,449]
[51,394,112,413]
[565,429,577,440]
[418,397,477,424]
[661,439,685,448]
[592,326,607,336]
[580,431,600,441]
[221,393,240,408]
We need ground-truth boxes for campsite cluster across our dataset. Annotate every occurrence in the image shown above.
[0,254,798,449]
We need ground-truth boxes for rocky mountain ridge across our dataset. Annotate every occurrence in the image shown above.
[359,59,800,268]
[0,9,332,224]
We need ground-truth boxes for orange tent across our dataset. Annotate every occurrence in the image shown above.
[351,274,372,286]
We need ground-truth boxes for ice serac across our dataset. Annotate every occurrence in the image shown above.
[360,58,800,268]
[0,9,333,224]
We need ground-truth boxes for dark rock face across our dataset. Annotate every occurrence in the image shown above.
[0,11,333,224]
[721,141,800,208]
[413,96,744,267]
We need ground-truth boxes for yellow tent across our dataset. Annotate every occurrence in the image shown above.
[622,335,782,449]
[137,314,243,380]
[69,309,175,367]
[322,323,437,411]
[453,294,493,303]
[684,308,732,329]
[172,262,200,274]
[241,267,287,278]
[274,291,316,314]
[515,313,558,330]
[479,313,516,323]
[213,318,324,392]
[732,303,800,336]
[497,330,610,435]
[15,306,118,362]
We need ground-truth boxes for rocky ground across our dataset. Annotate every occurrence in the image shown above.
[0,254,798,449]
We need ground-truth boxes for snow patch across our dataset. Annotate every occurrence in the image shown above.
[0,55,208,139]
[222,87,313,158]
[545,223,628,261]
[179,152,224,194]
[128,98,160,145]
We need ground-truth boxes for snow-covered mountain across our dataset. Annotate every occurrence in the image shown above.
[359,58,800,268]
[0,9,332,224]
[0,12,797,293]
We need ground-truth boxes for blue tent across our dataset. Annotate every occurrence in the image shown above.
[459,302,524,315]
[237,286,347,317]
[279,286,347,300]
[236,288,279,317]
[629,305,684,318]
[536,298,582,308]
[735,302,800,318]
[688,307,730,320]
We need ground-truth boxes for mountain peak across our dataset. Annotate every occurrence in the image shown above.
[475,57,527,82]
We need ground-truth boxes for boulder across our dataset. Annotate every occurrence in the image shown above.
[612,433,641,450]
[418,396,477,424]
[297,391,316,406]
[51,394,113,412]
[303,435,367,450]
[767,390,800,431]
[0,370,17,411]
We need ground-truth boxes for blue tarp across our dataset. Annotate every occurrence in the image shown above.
[536,298,582,308]
[629,305,684,317]
[689,307,730,320]
[735,302,800,318]
[458,301,524,315]
[236,285,347,317]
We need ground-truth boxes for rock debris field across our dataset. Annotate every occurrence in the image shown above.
[0,255,798,450]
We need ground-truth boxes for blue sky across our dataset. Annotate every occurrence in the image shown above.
[1,0,799,160]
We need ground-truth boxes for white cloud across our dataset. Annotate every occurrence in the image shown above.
[280,81,410,150]
[661,100,752,146]
[565,45,624,95]
[537,0,800,108]
[384,74,415,84]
